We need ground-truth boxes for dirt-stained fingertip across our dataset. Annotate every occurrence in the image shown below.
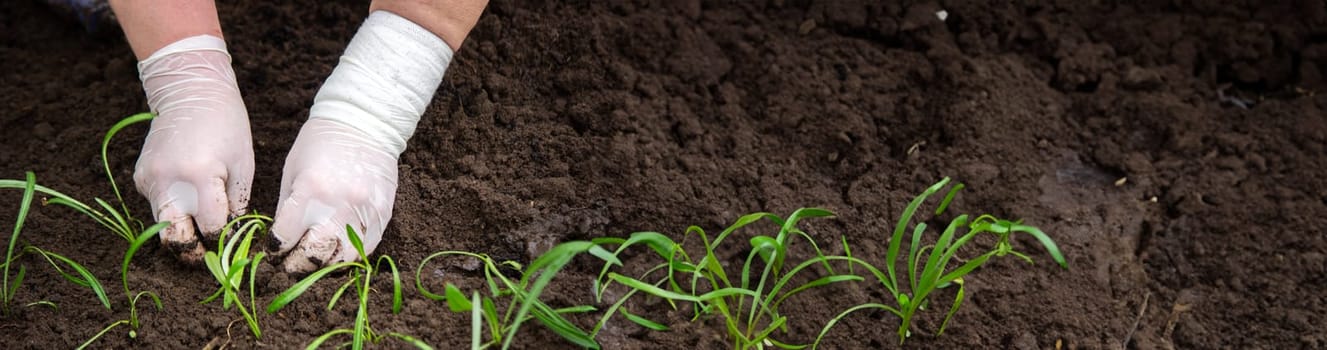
[170,241,206,266]
[280,250,319,275]
[266,235,284,254]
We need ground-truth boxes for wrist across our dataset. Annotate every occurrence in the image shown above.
[369,0,485,51]
[307,10,453,157]
[137,35,245,118]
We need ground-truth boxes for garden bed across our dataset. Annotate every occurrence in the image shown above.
[1,0,1324,348]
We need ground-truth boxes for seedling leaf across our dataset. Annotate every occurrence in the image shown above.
[267,261,358,313]
[1011,224,1068,268]
[122,221,168,296]
[622,308,669,331]
[101,112,155,219]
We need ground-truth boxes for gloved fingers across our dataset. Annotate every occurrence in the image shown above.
[270,188,318,256]
[226,158,254,219]
[279,214,369,274]
[156,201,205,263]
[281,229,341,275]
[274,195,383,274]
[192,177,230,242]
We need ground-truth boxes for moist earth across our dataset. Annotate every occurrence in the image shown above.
[2,0,1325,349]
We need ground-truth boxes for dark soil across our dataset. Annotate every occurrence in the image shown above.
[3,0,1326,348]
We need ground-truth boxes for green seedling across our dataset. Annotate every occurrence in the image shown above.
[598,208,863,350]
[0,172,111,316]
[812,178,1068,347]
[11,113,163,244]
[416,241,620,350]
[78,217,167,349]
[202,213,272,339]
[77,290,162,349]
[0,113,170,348]
[268,225,425,350]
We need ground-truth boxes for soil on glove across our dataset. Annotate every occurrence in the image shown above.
[2,0,1326,348]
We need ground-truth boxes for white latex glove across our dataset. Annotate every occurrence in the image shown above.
[272,11,452,273]
[133,35,254,263]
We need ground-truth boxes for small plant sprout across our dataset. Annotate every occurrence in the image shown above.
[30,113,163,244]
[77,210,167,349]
[268,225,425,350]
[1,113,174,349]
[0,172,112,316]
[812,178,1068,347]
[598,208,863,350]
[202,213,273,339]
[416,241,620,350]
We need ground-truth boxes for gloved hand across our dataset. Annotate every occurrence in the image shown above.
[271,11,453,273]
[133,35,254,263]
[271,119,398,272]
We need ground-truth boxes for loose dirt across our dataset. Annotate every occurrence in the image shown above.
[2,0,1324,348]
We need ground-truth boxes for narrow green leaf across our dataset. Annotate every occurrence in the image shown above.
[78,319,129,350]
[588,245,621,267]
[920,216,968,291]
[625,231,678,260]
[842,236,855,275]
[935,182,964,216]
[248,251,265,335]
[527,302,597,349]
[765,337,809,349]
[38,251,112,310]
[772,275,863,311]
[353,285,367,350]
[553,305,597,314]
[621,308,669,331]
[345,225,367,262]
[482,297,500,343]
[750,236,778,264]
[92,198,130,236]
[609,273,757,302]
[470,291,482,350]
[444,284,472,312]
[0,180,91,212]
[752,316,789,345]
[812,303,904,350]
[201,287,224,305]
[203,252,227,289]
[937,277,966,335]
[665,261,694,274]
[388,332,435,350]
[24,300,56,309]
[102,113,155,219]
[414,251,490,301]
[228,258,250,282]
[1011,224,1068,268]
[885,178,950,297]
[4,172,38,310]
[304,329,353,350]
[504,241,601,350]
[327,275,355,311]
[937,251,995,286]
[11,264,26,299]
[122,222,168,296]
[906,222,927,293]
[267,261,358,313]
[378,255,404,314]
[229,221,259,264]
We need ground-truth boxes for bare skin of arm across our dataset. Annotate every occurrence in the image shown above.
[111,0,486,62]
[111,0,486,58]
[108,0,224,59]
[370,0,488,50]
